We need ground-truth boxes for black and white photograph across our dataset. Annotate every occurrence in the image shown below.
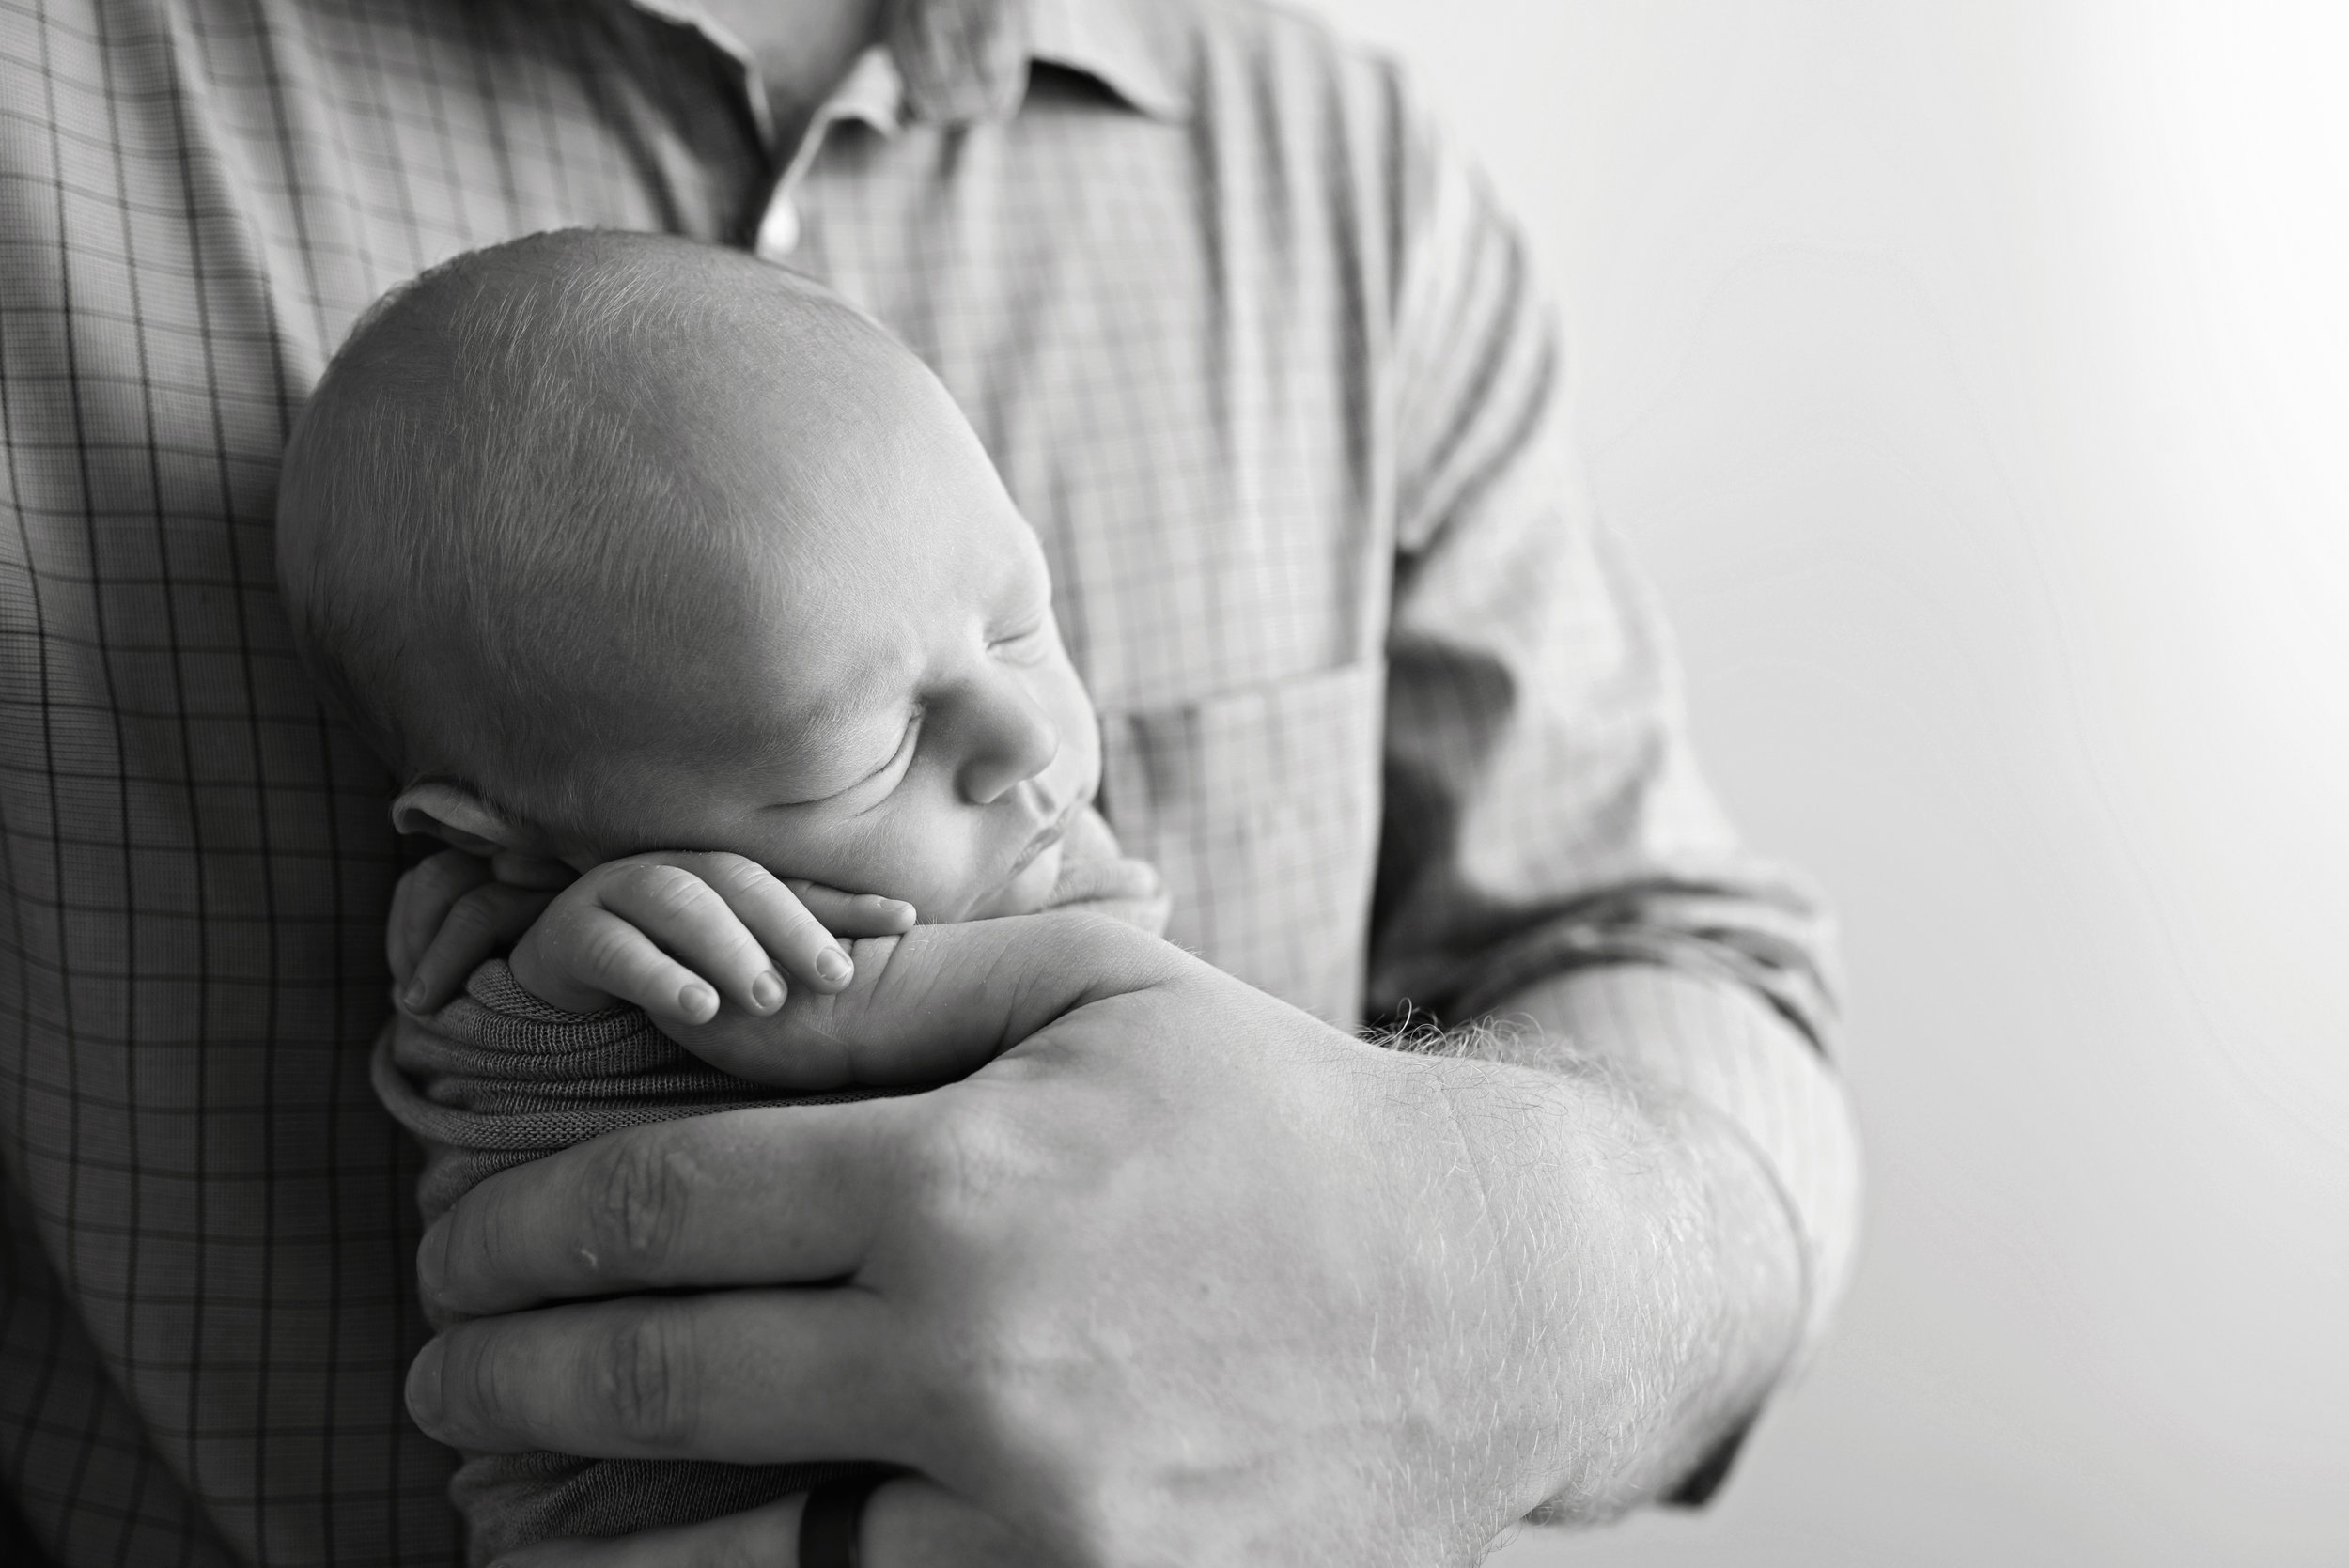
[0,1,2341,1564]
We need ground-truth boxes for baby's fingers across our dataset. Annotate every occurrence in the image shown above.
[677,856,867,995]
[404,880,560,1012]
[388,849,491,988]
[582,860,787,1021]
[784,880,917,939]
[514,902,723,1026]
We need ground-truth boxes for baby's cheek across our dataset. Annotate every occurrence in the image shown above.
[854,840,966,919]
[845,811,999,923]
[738,813,936,914]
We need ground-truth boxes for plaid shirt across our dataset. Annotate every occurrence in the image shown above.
[0,0,1856,1560]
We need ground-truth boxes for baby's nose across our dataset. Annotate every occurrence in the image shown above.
[956,677,1062,806]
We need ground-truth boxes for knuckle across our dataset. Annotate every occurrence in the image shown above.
[446,886,502,933]
[708,924,765,966]
[901,1099,1034,1222]
[476,881,532,917]
[578,921,646,977]
[590,859,651,899]
[595,861,651,898]
[419,850,474,889]
[632,863,712,916]
[447,1332,504,1428]
[439,1325,540,1446]
[454,1184,520,1283]
[577,1129,697,1280]
[598,1303,699,1447]
[707,854,771,894]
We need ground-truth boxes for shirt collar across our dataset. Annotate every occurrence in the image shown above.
[633,0,1192,132]
[1011,0,1196,122]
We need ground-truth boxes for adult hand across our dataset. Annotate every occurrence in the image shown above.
[404,915,1802,1565]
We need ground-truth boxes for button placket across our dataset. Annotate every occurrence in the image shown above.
[754,195,801,257]
[750,46,902,264]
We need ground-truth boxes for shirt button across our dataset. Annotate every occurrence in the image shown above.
[756,197,801,258]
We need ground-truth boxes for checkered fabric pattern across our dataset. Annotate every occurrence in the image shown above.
[0,0,1856,1561]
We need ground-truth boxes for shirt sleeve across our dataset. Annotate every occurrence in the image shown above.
[1366,87,1862,1468]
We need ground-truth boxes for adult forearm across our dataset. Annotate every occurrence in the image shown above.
[1400,1038,1800,1524]
[1413,962,1859,1519]
[1495,963,1863,1363]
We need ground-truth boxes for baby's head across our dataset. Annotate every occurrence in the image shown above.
[277,230,1097,922]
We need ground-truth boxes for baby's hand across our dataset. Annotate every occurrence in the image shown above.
[509,853,914,1027]
[390,848,913,1026]
[390,847,574,1012]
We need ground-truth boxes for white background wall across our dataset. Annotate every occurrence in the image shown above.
[1311,3,2349,1563]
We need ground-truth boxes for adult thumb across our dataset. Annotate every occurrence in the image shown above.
[667,908,1194,1089]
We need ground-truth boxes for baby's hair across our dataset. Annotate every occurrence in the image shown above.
[276,228,900,840]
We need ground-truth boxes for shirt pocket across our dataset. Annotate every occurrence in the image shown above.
[1097,660,1385,1026]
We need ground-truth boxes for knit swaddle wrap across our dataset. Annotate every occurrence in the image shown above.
[375,811,1167,1563]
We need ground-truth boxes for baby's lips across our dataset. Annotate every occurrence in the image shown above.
[1004,814,1072,883]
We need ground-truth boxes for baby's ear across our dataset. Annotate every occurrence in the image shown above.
[390,780,530,856]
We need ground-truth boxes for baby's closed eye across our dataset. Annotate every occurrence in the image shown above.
[769,708,923,815]
[841,710,924,806]
[987,613,1053,665]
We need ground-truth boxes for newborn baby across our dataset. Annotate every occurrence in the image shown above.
[274,228,1161,1560]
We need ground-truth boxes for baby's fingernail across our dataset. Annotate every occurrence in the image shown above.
[751,970,784,1011]
[815,948,852,986]
[679,982,718,1020]
[401,980,428,1011]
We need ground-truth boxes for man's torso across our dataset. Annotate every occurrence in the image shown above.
[0,1,1416,1558]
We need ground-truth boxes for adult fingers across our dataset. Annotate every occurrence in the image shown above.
[405,1284,903,1465]
[786,878,918,939]
[418,1103,894,1316]
[406,881,560,1012]
[387,849,490,991]
[492,1477,1034,1568]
